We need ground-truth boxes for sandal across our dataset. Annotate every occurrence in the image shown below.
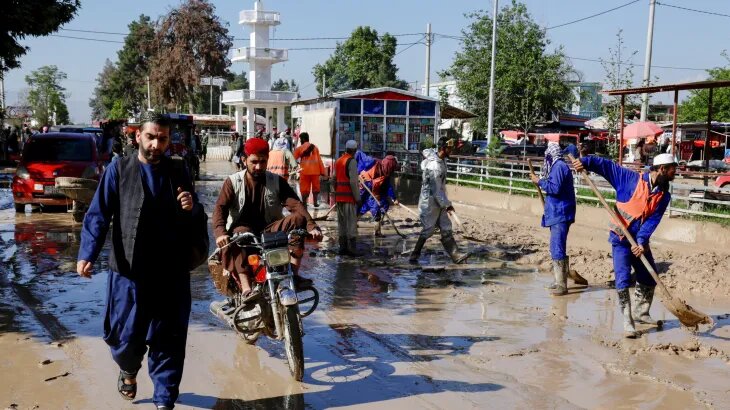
[117,370,137,400]
[241,288,261,303]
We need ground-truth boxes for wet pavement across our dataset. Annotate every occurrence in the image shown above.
[1,159,729,409]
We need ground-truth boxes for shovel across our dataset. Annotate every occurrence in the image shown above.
[526,159,545,206]
[358,176,407,239]
[568,154,713,330]
[313,204,336,221]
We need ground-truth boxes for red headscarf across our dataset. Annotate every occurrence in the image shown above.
[244,137,269,156]
[380,155,398,177]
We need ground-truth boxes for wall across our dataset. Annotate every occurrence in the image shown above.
[445,184,730,255]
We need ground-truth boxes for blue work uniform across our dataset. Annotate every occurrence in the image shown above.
[579,156,671,290]
[538,159,576,260]
[79,156,197,408]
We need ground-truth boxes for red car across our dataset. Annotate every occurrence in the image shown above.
[12,132,103,212]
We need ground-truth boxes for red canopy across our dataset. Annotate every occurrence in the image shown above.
[622,121,663,140]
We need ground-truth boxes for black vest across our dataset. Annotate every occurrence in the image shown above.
[108,155,193,276]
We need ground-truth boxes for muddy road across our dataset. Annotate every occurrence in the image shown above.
[1,160,729,409]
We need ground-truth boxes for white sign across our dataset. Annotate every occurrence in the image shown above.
[200,77,225,87]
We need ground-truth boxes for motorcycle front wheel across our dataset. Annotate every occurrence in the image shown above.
[282,305,304,381]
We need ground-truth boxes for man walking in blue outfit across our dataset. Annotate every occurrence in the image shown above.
[77,112,207,409]
[571,153,677,338]
[530,143,581,296]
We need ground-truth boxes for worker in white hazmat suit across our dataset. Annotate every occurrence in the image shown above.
[409,137,469,265]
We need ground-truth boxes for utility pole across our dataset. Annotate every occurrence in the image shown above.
[322,73,326,97]
[210,82,213,115]
[486,0,499,144]
[640,0,656,121]
[0,72,5,110]
[219,86,222,115]
[425,23,432,96]
[146,75,151,111]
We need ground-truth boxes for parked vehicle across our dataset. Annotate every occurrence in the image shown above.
[208,229,319,381]
[11,133,103,215]
[716,175,730,189]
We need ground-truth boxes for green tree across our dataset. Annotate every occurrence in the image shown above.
[600,30,638,158]
[312,26,408,96]
[114,15,155,116]
[444,1,575,135]
[224,71,249,91]
[25,65,69,126]
[89,59,119,121]
[150,0,233,113]
[0,0,80,72]
[270,79,300,126]
[679,52,730,122]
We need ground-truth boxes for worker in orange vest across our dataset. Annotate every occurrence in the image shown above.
[267,132,298,180]
[293,132,326,207]
[333,140,362,256]
[572,153,676,339]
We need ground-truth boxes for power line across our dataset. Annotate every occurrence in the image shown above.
[51,34,124,44]
[656,2,730,18]
[433,34,709,71]
[60,27,425,41]
[394,35,426,56]
[546,0,641,30]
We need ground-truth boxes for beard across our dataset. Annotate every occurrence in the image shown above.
[140,145,162,163]
[250,169,266,181]
[655,174,671,192]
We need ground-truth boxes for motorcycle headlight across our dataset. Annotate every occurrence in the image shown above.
[265,248,290,267]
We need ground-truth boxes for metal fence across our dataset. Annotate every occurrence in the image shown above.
[440,155,730,221]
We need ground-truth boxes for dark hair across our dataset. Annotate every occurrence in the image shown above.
[385,150,396,156]
[299,132,309,142]
[437,137,453,149]
[139,110,170,130]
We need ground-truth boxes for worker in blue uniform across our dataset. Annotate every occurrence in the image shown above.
[77,112,207,409]
[530,142,579,296]
[571,153,677,338]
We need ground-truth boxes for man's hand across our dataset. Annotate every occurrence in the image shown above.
[529,173,540,184]
[309,227,323,242]
[77,260,93,278]
[446,205,455,213]
[571,158,585,172]
[216,235,230,248]
[631,244,645,257]
[177,187,193,211]
[392,199,400,206]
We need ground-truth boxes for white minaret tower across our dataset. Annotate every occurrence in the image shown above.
[222,0,296,137]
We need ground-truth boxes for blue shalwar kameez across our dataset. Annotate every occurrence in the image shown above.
[79,158,194,408]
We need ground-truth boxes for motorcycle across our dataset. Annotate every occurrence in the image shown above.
[208,229,319,381]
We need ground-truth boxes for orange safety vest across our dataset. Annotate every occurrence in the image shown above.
[294,142,325,176]
[609,173,665,236]
[359,164,387,200]
[267,150,289,178]
[334,153,356,203]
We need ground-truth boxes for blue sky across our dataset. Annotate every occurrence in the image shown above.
[4,0,728,123]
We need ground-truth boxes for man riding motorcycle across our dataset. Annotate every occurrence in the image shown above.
[211,137,323,303]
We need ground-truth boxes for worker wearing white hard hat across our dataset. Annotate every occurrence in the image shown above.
[571,153,677,339]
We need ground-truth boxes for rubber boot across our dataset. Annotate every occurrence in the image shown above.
[338,235,349,256]
[632,283,663,327]
[409,237,427,264]
[441,234,469,264]
[301,193,309,208]
[550,259,568,296]
[618,288,639,339]
[347,238,364,257]
[566,256,588,286]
